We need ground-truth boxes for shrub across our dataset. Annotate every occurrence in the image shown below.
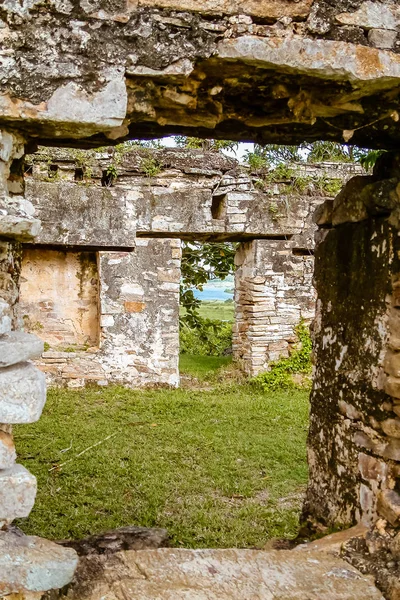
[180,318,232,356]
[253,321,312,391]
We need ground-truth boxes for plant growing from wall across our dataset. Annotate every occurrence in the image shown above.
[252,321,312,391]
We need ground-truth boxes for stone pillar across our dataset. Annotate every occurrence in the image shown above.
[0,131,77,595]
[233,239,315,376]
[303,153,400,529]
[99,238,181,387]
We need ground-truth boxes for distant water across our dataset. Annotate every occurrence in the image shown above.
[193,279,234,302]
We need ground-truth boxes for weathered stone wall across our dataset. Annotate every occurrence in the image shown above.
[232,163,363,376]
[303,153,400,529]
[0,130,78,596]
[2,1,400,150]
[233,239,315,376]
[27,239,181,389]
[22,149,366,385]
[20,248,100,348]
[24,147,309,243]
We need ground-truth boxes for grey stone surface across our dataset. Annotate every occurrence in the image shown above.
[0,430,17,469]
[0,465,36,525]
[0,362,46,423]
[0,298,11,335]
[368,28,398,50]
[25,148,363,246]
[0,331,44,368]
[0,528,78,595]
[53,548,384,599]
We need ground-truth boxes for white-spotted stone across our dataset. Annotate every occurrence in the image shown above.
[0,332,44,368]
[0,362,46,423]
[0,464,36,524]
[0,299,11,335]
[0,431,16,469]
[0,528,78,594]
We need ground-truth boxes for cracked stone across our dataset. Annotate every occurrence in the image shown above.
[0,465,36,525]
[53,547,384,599]
[0,527,78,595]
[0,431,16,469]
[0,332,43,368]
[0,362,46,424]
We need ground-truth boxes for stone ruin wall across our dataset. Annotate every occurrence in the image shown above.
[20,148,363,386]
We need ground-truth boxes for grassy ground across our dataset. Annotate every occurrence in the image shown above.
[15,363,309,548]
[181,301,234,321]
[179,354,232,380]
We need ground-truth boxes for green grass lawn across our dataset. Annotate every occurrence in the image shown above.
[179,354,232,380]
[181,300,234,322]
[15,379,309,548]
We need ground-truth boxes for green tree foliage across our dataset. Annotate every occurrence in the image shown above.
[180,242,236,326]
[175,136,238,153]
[245,141,381,170]
[180,242,236,355]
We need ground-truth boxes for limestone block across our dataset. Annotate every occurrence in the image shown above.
[0,332,44,368]
[368,29,398,50]
[313,199,333,226]
[377,489,400,526]
[0,465,36,524]
[0,528,78,595]
[381,418,400,439]
[0,299,11,335]
[53,547,384,600]
[0,363,46,423]
[384,375,400,399]
[0,431,16,469]
[336,1,400,30]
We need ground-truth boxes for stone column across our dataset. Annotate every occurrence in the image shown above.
[0,131,77,596]
[303,153,400,529]
[233,239,315,376]
[99,238,181,387]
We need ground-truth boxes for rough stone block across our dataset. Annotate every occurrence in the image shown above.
[0,528,78,595]
[377,489,400,526]
[368,29,398,50]
[0,299,11,335]
[381,418,400,439]
[55,547,384,599]
[0,465,36,524]
[0,363,46,424]
[0,332,44,368]
[384,375,400,399]
[0,431,16,469]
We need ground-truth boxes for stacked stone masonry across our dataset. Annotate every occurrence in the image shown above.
[0,131,78,597]
[20,148,362,387]
[303,152,400,532]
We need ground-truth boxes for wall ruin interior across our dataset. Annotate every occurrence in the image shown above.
[1,0,400,595]
[19,148,361,387]
[20,248,100,349]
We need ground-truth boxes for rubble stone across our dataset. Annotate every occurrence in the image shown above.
[0,332,44,368]
[0,528,78,595]
[0,465,36,525]
[0,431,17,469]
[0,363,46,424]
